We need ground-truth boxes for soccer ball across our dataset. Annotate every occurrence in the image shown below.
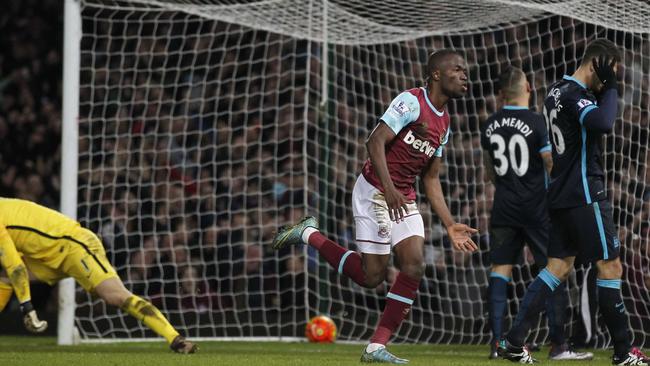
[305,315,337,343]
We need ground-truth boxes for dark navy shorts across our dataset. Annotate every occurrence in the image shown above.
[489,224,549,267]
[548,200,620,262]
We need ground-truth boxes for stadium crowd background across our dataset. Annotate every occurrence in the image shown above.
[1,0,649,345]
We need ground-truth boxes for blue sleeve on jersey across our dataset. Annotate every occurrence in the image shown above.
[539,144,552,153]
[580,89,618,132]
[434,128,451,157]
[574,93,597,122]
[579,105,598,124]
[380,92,421,134]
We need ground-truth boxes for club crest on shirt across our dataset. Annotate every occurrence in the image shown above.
[378,224,390,239]
[439,128,448,144]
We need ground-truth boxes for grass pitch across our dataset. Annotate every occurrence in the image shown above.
[0,336,615,365]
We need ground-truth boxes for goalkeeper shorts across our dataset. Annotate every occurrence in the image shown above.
[24,227,119,292]
[352,174,424,255]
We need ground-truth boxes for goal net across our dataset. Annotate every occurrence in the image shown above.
[70,0,650,346]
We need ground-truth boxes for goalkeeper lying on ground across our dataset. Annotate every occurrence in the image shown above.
[0,197,197,353]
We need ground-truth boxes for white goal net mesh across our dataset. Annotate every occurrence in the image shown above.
[74,0,650,346]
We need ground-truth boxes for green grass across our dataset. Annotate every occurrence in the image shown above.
[0,336,615,365]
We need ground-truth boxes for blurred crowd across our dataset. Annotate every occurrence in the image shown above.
[0,0,62,209]
[0,1,648,344]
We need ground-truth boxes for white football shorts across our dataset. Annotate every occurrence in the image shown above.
[352,174,424,255]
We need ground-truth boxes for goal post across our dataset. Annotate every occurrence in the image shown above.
[59,0,82,346]
[62,0,650,347]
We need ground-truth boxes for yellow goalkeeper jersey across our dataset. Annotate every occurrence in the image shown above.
[0,197,81,260]
[0,197,118,298]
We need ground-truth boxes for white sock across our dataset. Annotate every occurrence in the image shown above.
[302,227,318,244]
[365,343,385,353]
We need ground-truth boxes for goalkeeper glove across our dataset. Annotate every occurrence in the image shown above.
[21,301,48,333]
[592,55,618,91]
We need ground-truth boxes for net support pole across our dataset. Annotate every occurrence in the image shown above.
[316,0,334,316]
[320,0,328,108]
[302,1,315,324]
[58,0,82,346]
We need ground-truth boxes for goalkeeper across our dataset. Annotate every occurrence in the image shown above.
[0,197,197,354]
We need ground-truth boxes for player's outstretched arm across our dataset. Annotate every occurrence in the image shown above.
[0,224,47,333]
[366,122,411,222]
[421,158,478,253]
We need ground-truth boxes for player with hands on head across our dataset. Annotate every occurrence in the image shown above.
[273,49,477,364]
[500,39,649,366]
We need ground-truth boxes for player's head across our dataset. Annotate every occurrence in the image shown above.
[580,38,621,92]
[498,66,530,104]
[425,49,468,99]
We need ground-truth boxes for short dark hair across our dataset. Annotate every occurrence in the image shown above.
[498,66,526,101]
[582,38,621,65]
[425,49,461,85]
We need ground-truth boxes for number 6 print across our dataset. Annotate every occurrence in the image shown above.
[543,105,565,154]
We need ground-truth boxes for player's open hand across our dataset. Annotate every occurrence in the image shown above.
[447,223,479,253]
[384,187,412,222]
[592,55,618,91]
[23,309,48,333]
